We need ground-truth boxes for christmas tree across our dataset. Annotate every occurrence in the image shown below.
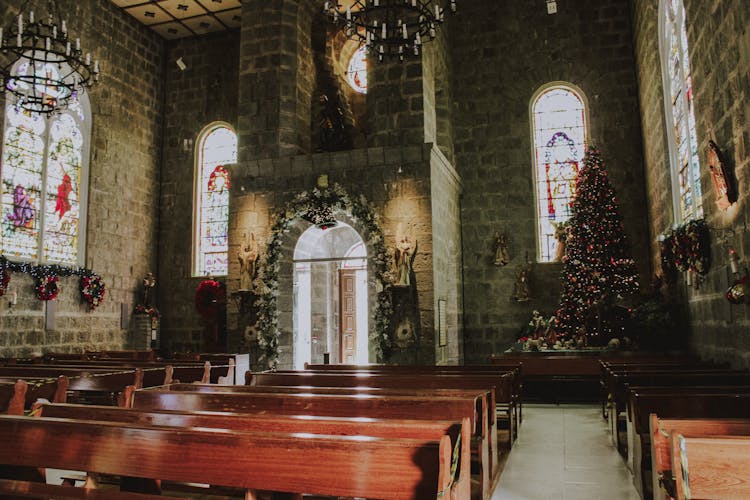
[555,146,639,343]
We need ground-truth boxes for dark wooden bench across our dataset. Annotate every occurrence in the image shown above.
[0,376,69,410]
[606,369,750,452]
[649,415,750,500]
[302,363,523,440]
[671,433,750,500]
[129,387,485,499]
[628,389,750,499]
[36,401,472,499]
[0,381,27,415]
[0,478,188,500]
[0,413,461,499]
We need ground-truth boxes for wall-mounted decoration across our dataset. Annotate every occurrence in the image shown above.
[238,232,260,291]
[707,140,737,210]
[513,266,531,302]
[726,274,748,304]
[394,235,418,287]
[438,299,447,346]
[394,318,416,349]
[493,233,510,266]
[659,218,711,276]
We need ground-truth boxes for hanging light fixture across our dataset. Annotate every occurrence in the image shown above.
[324,0,457,62]
[0,1,100,115]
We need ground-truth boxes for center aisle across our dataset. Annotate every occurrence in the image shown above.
[492,404,640,500]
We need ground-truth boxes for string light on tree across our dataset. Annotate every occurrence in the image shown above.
[555,146,639,343]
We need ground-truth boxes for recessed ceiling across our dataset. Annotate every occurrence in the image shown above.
[111,0,242,40]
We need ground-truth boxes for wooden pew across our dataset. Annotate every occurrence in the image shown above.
[248,371,504,468]
[628,389,750,499]
[606,370,750,452]
[650,415,750,500]
[0,380,27,415]
[0,376,68,409]
[36,401,472,499]
[0,478,189,500]
[130,387,486,499]
[302,363,523,439]
[0,414,461,499]
[12,361,224,385]
[671,433,750,500]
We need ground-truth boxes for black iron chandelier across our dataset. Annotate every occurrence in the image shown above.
[0,1,100,115]
[324,0,457,62]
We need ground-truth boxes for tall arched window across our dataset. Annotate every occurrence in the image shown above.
[1,91,91,265]
[193,123,237,277]
[531,83,588,262]
[659,0,703,222]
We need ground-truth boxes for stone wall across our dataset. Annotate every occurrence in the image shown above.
[632,0,750,366]
[157,31,240,353]
[451,0,649,363]
[229,144,444,367]
[0,0,164,356]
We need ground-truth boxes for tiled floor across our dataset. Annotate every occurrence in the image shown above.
[492,404,641,500]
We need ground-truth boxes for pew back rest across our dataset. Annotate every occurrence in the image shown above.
[671,433,750,500]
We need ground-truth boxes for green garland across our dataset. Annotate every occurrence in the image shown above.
[0,255,104,308]
[256,184,392,367]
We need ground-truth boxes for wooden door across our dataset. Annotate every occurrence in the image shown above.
[339,270,356,364]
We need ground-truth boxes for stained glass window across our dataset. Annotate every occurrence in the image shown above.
[1,85,90,265]
[660,0,703,222]
[347,46,368,94]
[194,124,237,277]
[531,85,587,262]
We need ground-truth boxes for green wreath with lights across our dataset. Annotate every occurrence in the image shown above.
[256,183,393,368]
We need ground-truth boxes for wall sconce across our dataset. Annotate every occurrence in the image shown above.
[546,0,558,14]
[182,138,194,152]
[729,247,741,275]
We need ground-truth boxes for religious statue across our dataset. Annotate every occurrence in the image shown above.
[493,233,510,266]
[514,266,531,302]
[238,233,260,291]
[394,235,418,287]
[142,272,156,306]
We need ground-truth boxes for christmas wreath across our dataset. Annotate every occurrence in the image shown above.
[195,279,226,319]
[80,273,106,310]
[0,268,9,297]
[661,219,711,275]
[35,275,59,301]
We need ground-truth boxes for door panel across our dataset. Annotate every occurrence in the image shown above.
[339,270,356,364]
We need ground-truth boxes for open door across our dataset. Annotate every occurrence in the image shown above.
[339,269,357,364]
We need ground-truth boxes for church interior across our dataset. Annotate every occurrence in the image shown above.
[0,0,748,499]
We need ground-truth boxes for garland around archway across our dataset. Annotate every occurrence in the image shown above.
[256,183,392,367]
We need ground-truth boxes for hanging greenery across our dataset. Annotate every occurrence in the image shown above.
[660,219,711,275]
[0,256,105,308]
[256,183,392,368]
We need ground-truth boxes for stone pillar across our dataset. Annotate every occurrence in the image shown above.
[237,0,315,161]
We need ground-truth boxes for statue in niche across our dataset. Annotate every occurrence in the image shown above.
[317,93,352,152]
[142,272,156,306]
[514,266,531,302]
[493,233,510,266]
[238,233,260,291]
[394,235,418,287]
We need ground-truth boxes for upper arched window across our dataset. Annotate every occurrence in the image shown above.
[1,89,91,265]
[347,45,368,94]
[531,84,588,262]
[659,0,702,222]
[193,123,237,277]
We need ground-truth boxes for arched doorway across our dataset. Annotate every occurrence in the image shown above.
[292,222,369,369]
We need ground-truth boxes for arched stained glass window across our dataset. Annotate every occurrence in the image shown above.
[347,45,367,94]
[659,0,703,222]
[1,89,90,265]
[193,123,237,277]
[531,84,588,262]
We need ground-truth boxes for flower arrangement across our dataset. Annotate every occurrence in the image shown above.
[660,219,711,275]
[0,268,9,297]
[80,272,105,310]
[257,183,392,367]
[134,304,160,319]
[35,275,59,301]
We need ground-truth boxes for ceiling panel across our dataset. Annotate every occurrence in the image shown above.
[111,0,242,39]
